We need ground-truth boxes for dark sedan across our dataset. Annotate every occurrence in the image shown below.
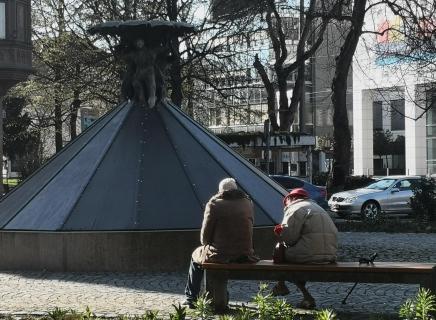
[269,175,328,209]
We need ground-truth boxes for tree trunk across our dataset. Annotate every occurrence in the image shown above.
[253,54,279,131]
[329,0,368,191]
[287,70,304,131]
[166,0,183,107]
[169,40,183,106]
[70,95,81,140]
[277,72,290,131]
[54,0,65,153]
[70,64,81,140]
[54,98,63,152]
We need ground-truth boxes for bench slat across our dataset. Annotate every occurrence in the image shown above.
[202,260,436,273]
[204,260,436,312]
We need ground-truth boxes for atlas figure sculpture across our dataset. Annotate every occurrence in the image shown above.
[89,20,195,108]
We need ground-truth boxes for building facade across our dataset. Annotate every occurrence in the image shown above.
[353,4,435,176]
[0,0,32,95]
[0,0,32,191]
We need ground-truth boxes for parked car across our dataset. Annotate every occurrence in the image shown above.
[269,175,328,209]
[328,176,422,219]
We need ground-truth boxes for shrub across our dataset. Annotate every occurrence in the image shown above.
[410,178,436,223]
[399,288,436,320]
[252,284,295,320]
[313,172,329,186]
[192,293,214,320]
[316,309,337,320]
[169,303,187,320]
[141,311,161,320]
[233,305,255,320]
[48,307,70,320]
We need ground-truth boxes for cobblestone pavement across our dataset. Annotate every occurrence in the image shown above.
[0,232,435,317]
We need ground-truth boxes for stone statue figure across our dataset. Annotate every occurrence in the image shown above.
[88,20,195,108]
[119,37,172,108]
[154,42,174,105]
[131,38,157,108]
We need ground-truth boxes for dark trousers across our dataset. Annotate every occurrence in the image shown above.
[184,258,204,302]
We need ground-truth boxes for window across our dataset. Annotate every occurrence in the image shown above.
[394,180,411,191]
[279,17,299,41]
[366,179,396,190]
[0,2,5,39]
[282,162,289,175]
[394,179,419,191]
[426,91,436,134]
[17,4,25,41]
[390,99,405,130]
[426,90,436,174]
[427,138,436,161]
[373,101,383,131]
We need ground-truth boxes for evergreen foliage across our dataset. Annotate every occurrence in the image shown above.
[410,178,436,223]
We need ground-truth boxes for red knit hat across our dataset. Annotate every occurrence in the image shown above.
[283,188,309,205]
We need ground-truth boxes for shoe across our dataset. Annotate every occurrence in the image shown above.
[297,299,316,310]
[181,299,196,309]
[271,283,290,296]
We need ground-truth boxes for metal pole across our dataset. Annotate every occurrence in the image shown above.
[264,119,271,174]
[308,145,312,183]
[0,97,4,195]
[342,282,358,304]
[298,0,305,134]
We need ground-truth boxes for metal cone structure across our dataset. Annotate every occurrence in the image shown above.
[0,20,286,271]
[0,101,285,231]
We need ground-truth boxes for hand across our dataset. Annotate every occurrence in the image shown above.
[274,224,284,236]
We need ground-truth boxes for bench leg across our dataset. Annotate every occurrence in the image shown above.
[420,267,436,296]
[205,270,228,313]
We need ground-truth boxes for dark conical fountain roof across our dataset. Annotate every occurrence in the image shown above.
[0,102,287,231]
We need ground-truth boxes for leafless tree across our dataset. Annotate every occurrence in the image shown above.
[251,0,343,132]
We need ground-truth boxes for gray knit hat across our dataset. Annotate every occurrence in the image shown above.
[218,178,237,192]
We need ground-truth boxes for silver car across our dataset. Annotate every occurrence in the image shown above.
[328,176,422,219]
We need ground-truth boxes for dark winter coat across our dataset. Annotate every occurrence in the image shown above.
[192,189,258,264]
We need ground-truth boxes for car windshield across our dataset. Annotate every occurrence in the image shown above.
[365,179,396,190]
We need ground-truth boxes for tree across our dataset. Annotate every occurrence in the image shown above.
[326,0,367,191]
[252,0,333,131]
[10,0,117,155]
[2,97,42,179]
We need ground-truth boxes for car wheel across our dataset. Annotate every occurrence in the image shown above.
[361,201,381,222]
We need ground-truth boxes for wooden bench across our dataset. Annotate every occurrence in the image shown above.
[202,260,436,311]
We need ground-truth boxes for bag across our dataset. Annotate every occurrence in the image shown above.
[272,241,286,263]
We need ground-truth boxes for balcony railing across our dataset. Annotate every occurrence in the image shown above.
[209,124,265,134]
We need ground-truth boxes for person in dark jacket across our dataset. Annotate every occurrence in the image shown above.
[273,188,338,309]
[182,178,258,308]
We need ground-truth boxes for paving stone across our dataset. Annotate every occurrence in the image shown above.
[0,232,434,318]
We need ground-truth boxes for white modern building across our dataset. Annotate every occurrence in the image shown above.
[353,4,436,176]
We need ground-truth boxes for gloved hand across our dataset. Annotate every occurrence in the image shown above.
[274,224,284,236]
